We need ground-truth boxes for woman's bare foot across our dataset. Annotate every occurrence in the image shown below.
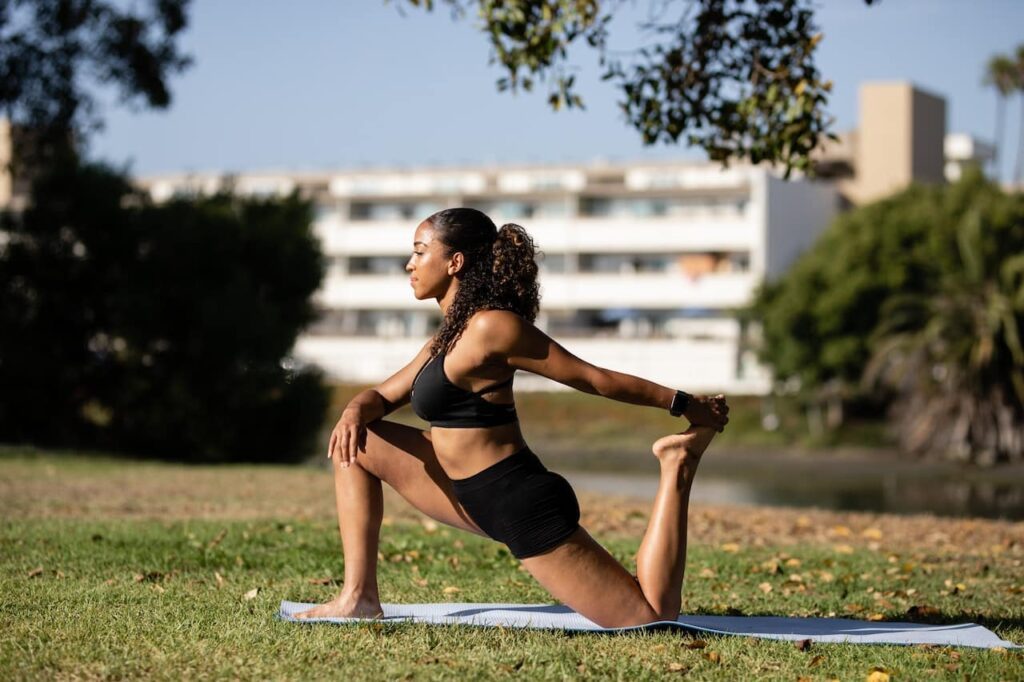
[293,591,384,620]
[651,426,717,468]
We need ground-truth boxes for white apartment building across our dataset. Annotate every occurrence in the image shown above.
[140,161,837,395]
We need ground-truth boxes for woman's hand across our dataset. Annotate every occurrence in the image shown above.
[328,406,367,468]
[684,394,730,432]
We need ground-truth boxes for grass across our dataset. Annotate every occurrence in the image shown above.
[2,449,1023,680]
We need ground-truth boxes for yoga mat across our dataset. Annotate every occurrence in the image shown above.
[279,601,1017,649]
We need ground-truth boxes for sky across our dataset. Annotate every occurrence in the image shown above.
[88,1,1024,182]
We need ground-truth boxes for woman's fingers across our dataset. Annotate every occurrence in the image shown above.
[327,431,337,459]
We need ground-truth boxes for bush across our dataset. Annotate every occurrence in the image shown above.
[0,159,329,462]
[750,170,1024,462]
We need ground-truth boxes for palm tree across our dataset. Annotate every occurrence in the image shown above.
[1014,45,1024,188]
[983,55,1016,183]
[863,194,1024,465]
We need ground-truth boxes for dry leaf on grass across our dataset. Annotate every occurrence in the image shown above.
[307,577,341,586]
[243,587,260,600]
[27,566,43,578]
[794,638,812,651]
[906,604,941,618]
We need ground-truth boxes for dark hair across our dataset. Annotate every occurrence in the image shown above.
[425,207,540,357]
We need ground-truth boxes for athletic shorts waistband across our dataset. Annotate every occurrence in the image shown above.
[449,445,545,493]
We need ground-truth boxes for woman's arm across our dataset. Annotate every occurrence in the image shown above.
[471,310,728,428]
[344,389,394,422]
[328,340,435,464]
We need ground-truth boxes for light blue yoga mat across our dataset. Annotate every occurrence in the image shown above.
[279,601,1017,649]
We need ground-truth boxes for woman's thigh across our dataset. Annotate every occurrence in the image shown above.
[354,419,487,538]
[519,526,660,628]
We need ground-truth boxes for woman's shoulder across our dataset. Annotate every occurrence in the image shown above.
[465,309,531,352]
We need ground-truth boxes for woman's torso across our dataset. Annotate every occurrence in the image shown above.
[411,337,527,479]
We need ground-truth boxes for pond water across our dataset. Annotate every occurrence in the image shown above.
[562,454,1024,521]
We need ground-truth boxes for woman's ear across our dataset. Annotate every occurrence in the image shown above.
[448,251,465,276]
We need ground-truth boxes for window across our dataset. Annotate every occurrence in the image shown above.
[537,253,566,273]
[578,253,672,273]
[348,256,407,275]
[349,201,442,221]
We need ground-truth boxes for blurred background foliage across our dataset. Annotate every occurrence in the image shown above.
[752,169,1024,464]
[1,0,332,462]
[0,160,329,462]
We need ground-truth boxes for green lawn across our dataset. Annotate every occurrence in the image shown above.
[2,450,1022,680]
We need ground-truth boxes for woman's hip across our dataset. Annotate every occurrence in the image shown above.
[450,446,580,559]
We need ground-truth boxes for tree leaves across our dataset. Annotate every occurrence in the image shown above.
[0,0,194,166]
[402,0,876,175]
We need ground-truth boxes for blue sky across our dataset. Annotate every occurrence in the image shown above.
[89,1,1024,181]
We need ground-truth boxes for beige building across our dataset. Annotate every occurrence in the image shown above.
[815,81,956,205]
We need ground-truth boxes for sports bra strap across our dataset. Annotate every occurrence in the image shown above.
[472,375,514,396]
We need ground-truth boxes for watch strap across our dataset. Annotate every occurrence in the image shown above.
[669,390,691,417]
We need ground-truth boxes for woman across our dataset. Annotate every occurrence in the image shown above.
[295,208,729,628]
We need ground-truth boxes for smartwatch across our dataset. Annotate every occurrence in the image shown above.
[668,390,691,417]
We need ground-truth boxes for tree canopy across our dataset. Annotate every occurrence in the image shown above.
[0,0,192,163]
[401,0,876,175]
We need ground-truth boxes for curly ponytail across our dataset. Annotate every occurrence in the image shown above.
[425,209,542,357]
[490,223,540,322]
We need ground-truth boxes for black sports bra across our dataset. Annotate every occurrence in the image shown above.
[410,350,518,428]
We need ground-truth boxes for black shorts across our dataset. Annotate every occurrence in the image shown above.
[450,445,580,559]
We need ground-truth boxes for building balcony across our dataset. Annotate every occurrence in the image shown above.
[315,271,758,310]
[312,215,761,256]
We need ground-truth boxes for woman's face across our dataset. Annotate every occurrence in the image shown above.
[406,221,461,300]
